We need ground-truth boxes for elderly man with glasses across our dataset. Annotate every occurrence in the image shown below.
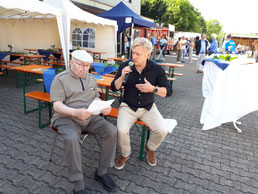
[50,50,118,194]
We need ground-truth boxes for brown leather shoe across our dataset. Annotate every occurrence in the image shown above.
[145,145,157,166]
[114,155,130,170]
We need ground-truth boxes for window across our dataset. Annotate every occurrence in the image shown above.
[72,27,96,48]
[83,28,96,48]
[72,28,82,47]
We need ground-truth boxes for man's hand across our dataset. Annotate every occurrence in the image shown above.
[101,106,111,115]
[135,78,154,93]
[74,108,92,120]
[121,66,132,79]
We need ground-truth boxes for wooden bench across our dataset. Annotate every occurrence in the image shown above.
[25,91,52,128]
[0,64,14,75]
[25,90,149,160]
[165,71,183,77]
[91,71,116,78]
[106,108,150,160]
[41,61,65,67]
[1,59,24,65]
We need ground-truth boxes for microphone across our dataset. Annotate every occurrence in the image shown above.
[123,61,133,84]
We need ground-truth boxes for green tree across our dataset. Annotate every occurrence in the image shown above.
[141,0,168,24]
[141,0,206,33]
[206,19,223,42]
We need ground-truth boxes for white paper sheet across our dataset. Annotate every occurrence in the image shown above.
[88,99,115,115]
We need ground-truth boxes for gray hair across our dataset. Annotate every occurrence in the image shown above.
[133,38,152,53]
[212,33,217,38]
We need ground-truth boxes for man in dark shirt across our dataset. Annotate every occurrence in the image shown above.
[111,38,172,169]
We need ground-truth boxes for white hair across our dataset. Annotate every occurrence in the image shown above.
[133,38,152,54]
[212,33,217,38]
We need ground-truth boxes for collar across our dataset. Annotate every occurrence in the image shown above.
[132,59,153,73]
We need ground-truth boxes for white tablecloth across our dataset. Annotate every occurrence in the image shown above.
[200,58,258,130]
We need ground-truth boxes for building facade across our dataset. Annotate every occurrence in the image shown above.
[72,0,140,15]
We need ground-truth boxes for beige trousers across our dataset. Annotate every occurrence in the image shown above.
[117,102,167,157]
[197,53,206,71]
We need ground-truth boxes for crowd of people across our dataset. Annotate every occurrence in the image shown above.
[173,33,258,74]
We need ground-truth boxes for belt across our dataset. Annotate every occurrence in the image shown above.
[200,52,205,54]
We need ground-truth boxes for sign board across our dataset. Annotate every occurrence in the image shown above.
[169,24,175,32]
[125,17,132,24]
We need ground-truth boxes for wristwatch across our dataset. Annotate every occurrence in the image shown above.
[153,87,158,94]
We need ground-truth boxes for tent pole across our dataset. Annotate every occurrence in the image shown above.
[129,22,134,59]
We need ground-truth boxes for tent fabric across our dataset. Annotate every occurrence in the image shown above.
[98,1,155,34]
[0,0,117,69]
[0,0,61,18]
[44,0,118,69]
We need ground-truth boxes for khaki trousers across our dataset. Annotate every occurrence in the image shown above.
[197,53,206,71]
[117,103,167,157]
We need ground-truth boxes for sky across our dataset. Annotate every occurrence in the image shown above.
[188,0,258,34]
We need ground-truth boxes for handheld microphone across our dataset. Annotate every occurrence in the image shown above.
[123,61,133,84]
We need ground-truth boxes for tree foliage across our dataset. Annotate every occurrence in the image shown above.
[141,0,207,33]
[206,19,223,42]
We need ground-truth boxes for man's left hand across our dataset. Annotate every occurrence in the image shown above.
[101,106,111,115]
[135,78,154,93]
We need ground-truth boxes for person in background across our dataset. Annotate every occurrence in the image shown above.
[151,34,158,60]
[180,36,187,63]
[251,40,258,57]
[111,38,172,170]
[195,36,200,53]
[50,50,118,193]
[223,34,236,53]
[195,33,208,73]
[176,37,182,63]
[208,33,218,55]
[159,34,168,59]
[124,33,130,58]
[188,38,194,63]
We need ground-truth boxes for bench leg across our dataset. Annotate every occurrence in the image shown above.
[39,101,51,129]
[139,126,147,160]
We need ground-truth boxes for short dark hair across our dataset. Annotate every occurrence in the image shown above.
[227,34,231,39]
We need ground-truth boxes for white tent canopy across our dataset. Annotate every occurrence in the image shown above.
[44,0,117,69]
[0,0,117,68]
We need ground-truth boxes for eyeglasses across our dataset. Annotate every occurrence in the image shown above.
[73,60,90,68]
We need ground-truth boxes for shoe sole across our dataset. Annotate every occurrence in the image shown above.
[114,164,125,170]
[114,156,130,170]
[147,160,157,167]
[94,176,117,192]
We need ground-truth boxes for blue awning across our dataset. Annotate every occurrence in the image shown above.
[98,2,155,34]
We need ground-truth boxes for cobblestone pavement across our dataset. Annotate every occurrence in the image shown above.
[1,54,258,194]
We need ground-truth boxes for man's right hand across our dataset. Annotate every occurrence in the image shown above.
[121,66,132,79]
[74,108,92,120]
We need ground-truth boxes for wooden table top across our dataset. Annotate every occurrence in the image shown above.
[96,75,114,88]
[107,57,127,62]
[10,53,46,59]
[11,64,51,74]
[11,65,114,88]
[24,48,39,52]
